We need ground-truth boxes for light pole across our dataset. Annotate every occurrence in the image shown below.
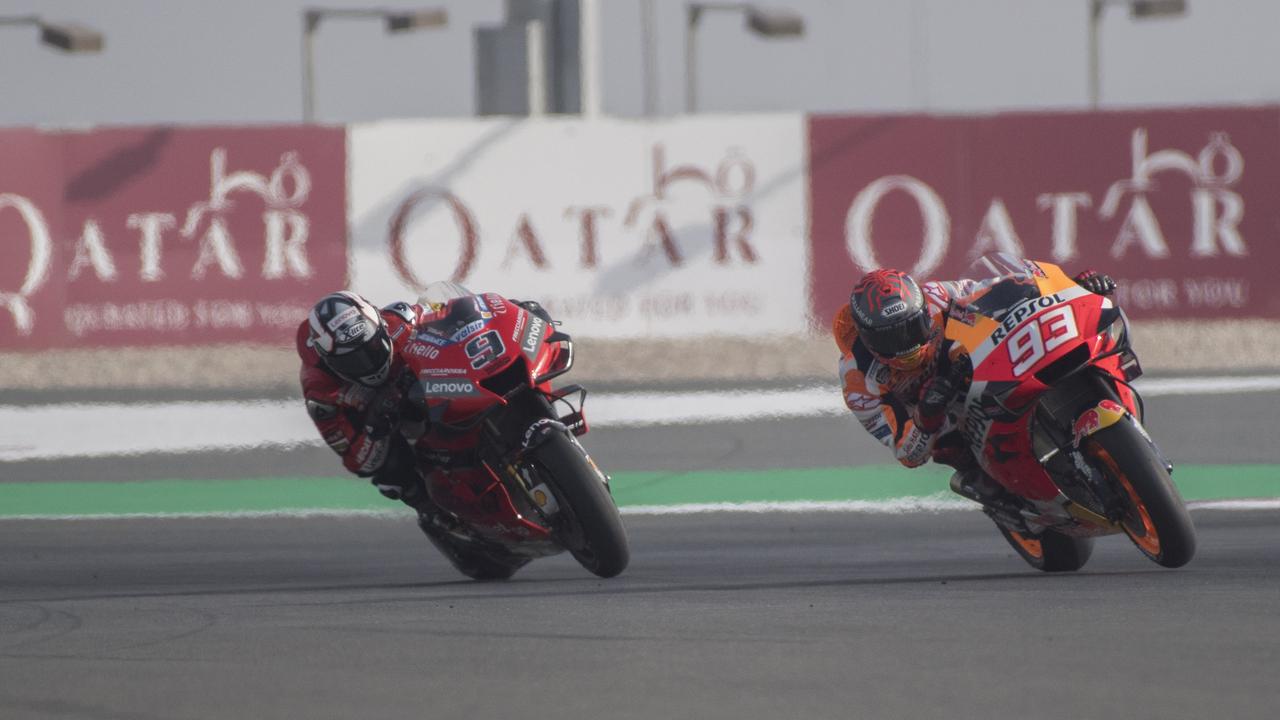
[302,6,448,122]
[685,3,804,114]
[0,15,104,52]
[1088,0,1187,108]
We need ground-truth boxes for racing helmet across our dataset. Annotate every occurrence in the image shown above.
[307,291,393,386]
[850,269,936,371]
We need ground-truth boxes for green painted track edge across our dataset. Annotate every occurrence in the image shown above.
[1,464,1277,517]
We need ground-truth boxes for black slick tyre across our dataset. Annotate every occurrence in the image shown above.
[528,432,629,578]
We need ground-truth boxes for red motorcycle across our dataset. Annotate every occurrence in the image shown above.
[394,284,628,580]
[941,254,1195,571]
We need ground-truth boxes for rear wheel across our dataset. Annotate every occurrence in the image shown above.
[418,515,529,581]
[1086,419,1195,568]
[528,432,629,578]
[994,521,1094,572]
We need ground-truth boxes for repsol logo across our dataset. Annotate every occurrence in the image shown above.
[963,393,992,442]
[421,379,477,396]
[991,293,1065,344]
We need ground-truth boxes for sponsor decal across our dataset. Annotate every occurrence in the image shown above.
[414,330,450,347]
[321,428,350,453]
[449,319,486,342]
[484,293,508,313]
[882,301,907,317]
[417,366,469,376]
[1073,399,1127,446]
[510,310,527,342]
[404,341,440,360]
[357,438,389,473]
[420,378,479,397]
[962,391,993,446]
[809,111,1278,324]
[989,293,1066,345]
[305,398,338,421]
[871,424,893,442]
[846,393,880,412]
[336,320,368,343]
[529,483,560,514]
[521,315,545,357]
[1072,409,1102,447]
[472,295,493,319]
[899,425,932,464]
[326,305,362,331]
[522,417,564,448]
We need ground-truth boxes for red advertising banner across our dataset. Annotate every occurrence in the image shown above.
[0,126,346,349]
[808,107,1280,324]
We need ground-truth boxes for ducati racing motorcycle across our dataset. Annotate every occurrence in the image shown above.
[939,254,1195,572]
[390,283,629,581]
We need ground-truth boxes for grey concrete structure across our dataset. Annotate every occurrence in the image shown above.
[2,0,1279,126]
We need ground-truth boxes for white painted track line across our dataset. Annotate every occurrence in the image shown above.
[1,375,1278,461]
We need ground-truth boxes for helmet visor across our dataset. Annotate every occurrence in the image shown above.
[325,329,392,384]
[860,312,933,361]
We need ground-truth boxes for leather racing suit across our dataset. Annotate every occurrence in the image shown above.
[297,301,434,509]
[833,279,980,468]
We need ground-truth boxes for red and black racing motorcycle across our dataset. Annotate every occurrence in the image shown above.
[942,254,1195,572]
[394,283,628,580]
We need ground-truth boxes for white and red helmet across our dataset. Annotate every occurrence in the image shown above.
[307,291,393,386]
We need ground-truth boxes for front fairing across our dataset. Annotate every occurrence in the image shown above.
[945,257,1117,501]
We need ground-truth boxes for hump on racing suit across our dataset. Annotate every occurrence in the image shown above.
[832,279,978,468]
[297,300,430,476]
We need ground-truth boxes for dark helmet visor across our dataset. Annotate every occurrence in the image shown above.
[324,329,391,381]
[859,311,932,359]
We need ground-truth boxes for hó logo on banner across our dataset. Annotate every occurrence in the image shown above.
[0,148,317,337]
[385,144,761,291]
[843,128,1247,279]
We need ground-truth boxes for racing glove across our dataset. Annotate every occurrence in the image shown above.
[1073,270,1117,296]
[914,374,958,435]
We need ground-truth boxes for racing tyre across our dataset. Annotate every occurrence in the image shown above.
[529,432,629,578]
[418,516,529,581]
[994,522,1094,572]
[1086,418,1196,568]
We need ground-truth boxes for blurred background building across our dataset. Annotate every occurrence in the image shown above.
[2,0,1277,126]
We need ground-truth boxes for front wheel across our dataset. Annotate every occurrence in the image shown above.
[1086,419,1196,568]
[528,432,629,578]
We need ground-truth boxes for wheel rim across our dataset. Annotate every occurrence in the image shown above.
[1007,530,1043,559]
[1090,445,1162,558]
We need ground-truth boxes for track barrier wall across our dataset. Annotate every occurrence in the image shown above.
[3,106,1279,356]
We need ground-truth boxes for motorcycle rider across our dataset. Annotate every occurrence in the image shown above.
[298,291,439,516]
[833,267,1118,513]
[298,289,557,522]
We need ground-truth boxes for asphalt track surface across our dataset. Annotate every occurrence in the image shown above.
[2,387,1279,718]
[2,511,1278,720]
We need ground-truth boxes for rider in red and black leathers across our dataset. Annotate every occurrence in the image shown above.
[297,292,436,512]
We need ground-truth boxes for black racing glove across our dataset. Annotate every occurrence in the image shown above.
[915,374,958,435]
[1074,270,1117,296]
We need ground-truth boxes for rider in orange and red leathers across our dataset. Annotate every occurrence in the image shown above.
[833,268,1118,508]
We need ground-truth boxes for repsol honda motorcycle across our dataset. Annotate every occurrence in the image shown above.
[395,283,628,580]
[941,253,1195,571]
